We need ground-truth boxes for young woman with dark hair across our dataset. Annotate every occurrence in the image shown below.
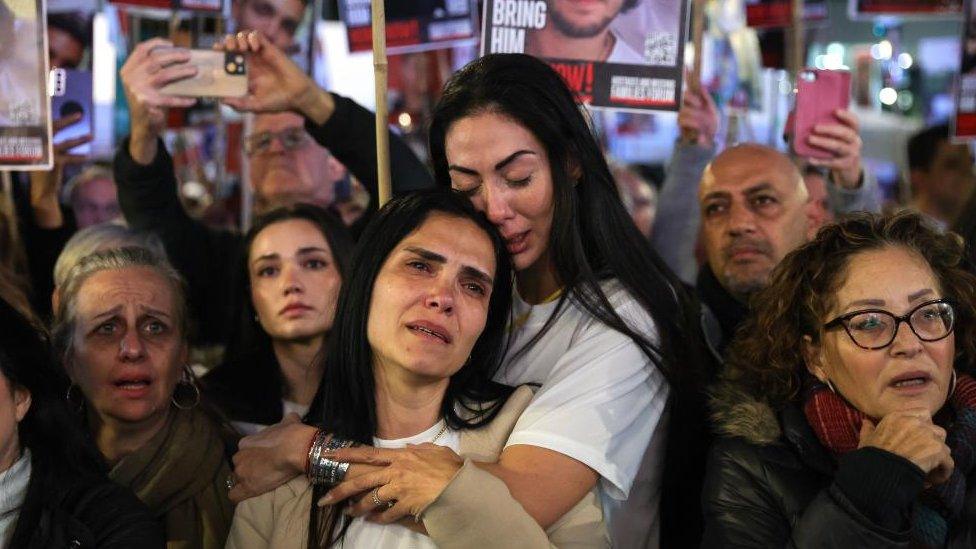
[226,190,606,547]
[203,204,354,432]
[218,36,709,548]
[0,296,163,547]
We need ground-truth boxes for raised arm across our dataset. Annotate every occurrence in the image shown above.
[115,38,242,344]
[651,87,718,284]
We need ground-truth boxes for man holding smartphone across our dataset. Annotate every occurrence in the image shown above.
[650,86,879,282]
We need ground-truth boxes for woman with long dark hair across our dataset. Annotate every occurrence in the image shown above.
[218,36,709,548]
[226,190,606,547]
[0,295,163,547]
[421,53,709,546]
[203,204,354,432]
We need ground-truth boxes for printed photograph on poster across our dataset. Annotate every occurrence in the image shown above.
[339,0,479,55]
[745,0,828,29]
[849,0,962,20]
[953,0,976,139]
[0,0,52,169]
[482,0,688,112]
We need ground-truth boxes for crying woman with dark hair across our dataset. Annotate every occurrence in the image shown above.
[226,190,606,548]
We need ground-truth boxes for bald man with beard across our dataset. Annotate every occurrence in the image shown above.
[695,144,818,360]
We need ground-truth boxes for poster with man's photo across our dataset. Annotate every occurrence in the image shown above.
[481,0,688,112]
[0,0,52,169]
[849,0,962,19]
[953,0,976,139]
[339,0,479,54]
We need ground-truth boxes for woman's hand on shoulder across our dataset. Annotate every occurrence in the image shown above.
[857,409,954,486]
[317,443,463,523]
[229,413,318,502]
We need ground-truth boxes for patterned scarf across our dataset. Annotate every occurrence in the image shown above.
[803,373,976,548]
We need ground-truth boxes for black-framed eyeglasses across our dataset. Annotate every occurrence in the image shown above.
[823,299,955,350]
[244,127,311,156]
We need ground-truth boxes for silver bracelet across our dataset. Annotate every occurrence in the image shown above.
[307,431,330,484]
[308,435,354,486]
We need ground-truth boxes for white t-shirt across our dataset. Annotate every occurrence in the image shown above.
[495,280,669,548]
[341,420,460,549]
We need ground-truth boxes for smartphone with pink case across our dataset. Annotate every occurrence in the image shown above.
[792,69,851,159]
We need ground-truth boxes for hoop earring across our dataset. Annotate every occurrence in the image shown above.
[65,383,85,413]
[950,369,958,396]
[825,378,838,395]
[172,365,201,410]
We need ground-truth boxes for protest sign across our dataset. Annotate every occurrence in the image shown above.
[339,0,479,54]
[954,0,976,139]
[849,0,962,19]
[482,0,688,112]
[0,0,52,169]
[745,0,828,28]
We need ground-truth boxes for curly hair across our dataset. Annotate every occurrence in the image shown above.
[723,211,976,409]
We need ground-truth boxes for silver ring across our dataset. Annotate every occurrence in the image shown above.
[225,473,236,490]
[371,487,394,509]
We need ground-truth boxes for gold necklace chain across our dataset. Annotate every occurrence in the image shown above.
[430,422,448,444]
[510,287,564,333]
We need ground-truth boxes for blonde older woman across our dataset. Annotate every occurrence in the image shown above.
[53,247,236,548]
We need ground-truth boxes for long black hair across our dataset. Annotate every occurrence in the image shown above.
[203,204,354,426]
[429,55,715,545]
[0,297,106,485]
[307,189,514,547]
[429,53,707,389]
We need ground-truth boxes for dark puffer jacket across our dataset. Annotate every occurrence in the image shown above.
[9,466,164,548]
[701,380,976,548]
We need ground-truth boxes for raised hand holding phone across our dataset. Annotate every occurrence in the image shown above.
[120,38,198,164]
[215,31,335,125]
[792,69,863,188]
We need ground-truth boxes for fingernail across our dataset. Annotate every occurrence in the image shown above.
[320,492,333,504]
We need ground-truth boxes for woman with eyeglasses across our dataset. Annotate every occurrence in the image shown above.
[702,211,976,548]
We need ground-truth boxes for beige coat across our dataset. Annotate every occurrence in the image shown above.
[226,385,607,548]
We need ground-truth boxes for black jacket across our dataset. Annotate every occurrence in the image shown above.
[113,93,434,346]
[702,380,976,548]
[9,465,163,548]
[695,264,749,364]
